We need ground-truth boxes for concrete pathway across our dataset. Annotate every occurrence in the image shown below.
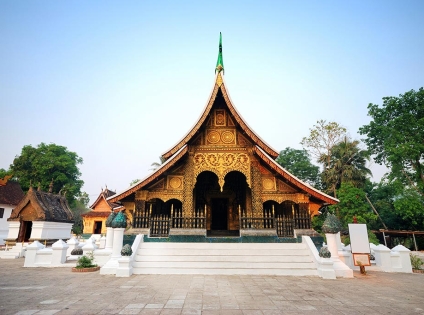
[0,258,423,315]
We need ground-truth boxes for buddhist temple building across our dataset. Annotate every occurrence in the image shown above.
[82,188,124,235]
[108,33,338,239]
[6,183,74,243]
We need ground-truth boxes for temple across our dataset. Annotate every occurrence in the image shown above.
[109,33,337,239]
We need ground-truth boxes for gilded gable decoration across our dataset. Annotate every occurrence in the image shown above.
[148,179,165,190]
[277,179,297,193]
[206,129,236,145]
[262,177,276,191]
[193,152,251,191]
[261,193,309,204]
[215,109,226,126]
[167,176,184,190]
[135,190,149,200]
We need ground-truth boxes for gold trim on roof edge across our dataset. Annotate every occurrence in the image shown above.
[109,146,189,203]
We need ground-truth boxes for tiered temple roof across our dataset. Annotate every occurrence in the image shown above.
[109,34,338,206]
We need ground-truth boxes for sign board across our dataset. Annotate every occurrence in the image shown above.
[348,224,371,266]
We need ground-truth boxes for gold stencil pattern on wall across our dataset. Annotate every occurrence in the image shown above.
[193,152,251,190]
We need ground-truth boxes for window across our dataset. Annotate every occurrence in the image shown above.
[0,208,4,218]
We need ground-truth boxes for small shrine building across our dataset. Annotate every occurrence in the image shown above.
[82,188,124,235]
[108,34,338,238]
[7,183,74,243]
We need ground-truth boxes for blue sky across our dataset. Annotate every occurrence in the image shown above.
[1,1,423,202]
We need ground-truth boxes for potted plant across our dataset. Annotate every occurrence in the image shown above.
[72,252,100,272]
[410,253,424,273]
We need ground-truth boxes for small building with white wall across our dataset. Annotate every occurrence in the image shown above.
[0,176,24,245]
[6,184,74,244]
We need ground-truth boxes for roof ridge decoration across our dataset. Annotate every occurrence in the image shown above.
[215,32,224,74]
[161,34,279,160]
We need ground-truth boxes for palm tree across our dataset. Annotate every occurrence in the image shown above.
[319,137,372,197]
[150,156,166,171]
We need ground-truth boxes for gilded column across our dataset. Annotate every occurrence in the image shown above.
[250,161,263,219]
[182,152,195,217]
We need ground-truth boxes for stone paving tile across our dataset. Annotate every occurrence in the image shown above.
[2,259,424,315]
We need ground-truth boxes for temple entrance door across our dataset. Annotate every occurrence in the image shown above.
[18,221,33,242]
[94,221,102,234]
[211,198,228,230]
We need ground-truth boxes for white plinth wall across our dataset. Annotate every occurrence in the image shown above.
[100,228,124,275]
[326,233,353,278]
[30,221,73,240]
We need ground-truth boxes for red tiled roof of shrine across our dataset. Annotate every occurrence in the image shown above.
[0,178,24,206]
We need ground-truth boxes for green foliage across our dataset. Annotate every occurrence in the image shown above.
[410,253,424,270]
[150,156,166,171]
[75,252,97,269]
[10,143,84,207]
[0,168,13,179]
[276,147,321,188]
[311,214,326,234]
[319,138,371,197]
[319,246,331,258]
[330,183,376,228]
[359,87,424,196]
[71,225,83,236]
[301,120,347,161]
[121,244,133,256]
[129,179,141,186]
[322,213,342,234]
[71,192,90,234]
[393,189,424,230]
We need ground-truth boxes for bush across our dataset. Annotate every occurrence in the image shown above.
[121,244,133,256]
[75,252,97,269]
[319,246,331,258]
[70,248,83,255]
[410,254,424,270]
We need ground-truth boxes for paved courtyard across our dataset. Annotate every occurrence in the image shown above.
[0,258,423,315]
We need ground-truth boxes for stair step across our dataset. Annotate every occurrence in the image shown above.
[133,267,319,276]
[133,241,318,276]
[136,255,312,263]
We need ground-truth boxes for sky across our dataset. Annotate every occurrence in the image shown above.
[1,1,423,203]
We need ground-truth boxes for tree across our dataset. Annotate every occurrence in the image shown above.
[10,143,84,206]
[129,179,141,186]
[0,168,12,179]
[71,192,90,234]
[359,87,424,196]
[275,147,321,188]
[319,138,372,197]
[150,156,166,171]
[329,183,376,227]
[301,120,347,164]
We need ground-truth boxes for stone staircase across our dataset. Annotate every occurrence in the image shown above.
[132,241,319,276]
